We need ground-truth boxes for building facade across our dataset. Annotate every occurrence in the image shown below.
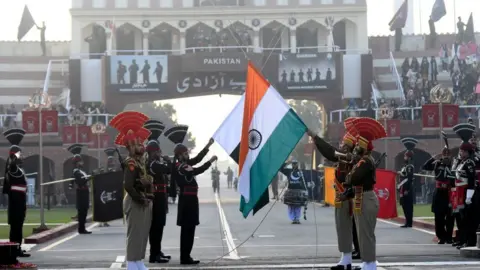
[70,0,368,57]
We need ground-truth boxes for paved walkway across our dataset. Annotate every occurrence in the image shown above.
[14,175,478,269]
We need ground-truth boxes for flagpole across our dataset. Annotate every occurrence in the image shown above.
[453,0,457,33]
[419,0,422,34]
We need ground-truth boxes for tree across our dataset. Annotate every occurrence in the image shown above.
[125,102,196,154]
[288,100,324,165]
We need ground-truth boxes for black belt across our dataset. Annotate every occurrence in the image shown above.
[153,184,167,193]
[182,186,198,196]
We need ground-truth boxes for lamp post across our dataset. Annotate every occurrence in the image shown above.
[33,92,52,232]
[91,122,107,168]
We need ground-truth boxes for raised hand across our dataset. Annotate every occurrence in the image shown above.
[209,156,218,163]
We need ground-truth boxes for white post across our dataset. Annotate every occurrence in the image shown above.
[143,32,149,56]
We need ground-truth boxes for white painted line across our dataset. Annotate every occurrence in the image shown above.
[214,192,240,260]
[194,236,200,239]
[38,222,99,252]
[109,255,125,268]
[378,219,435,236]
[109,263,122,268]
[36,261,480,270]
[257,235,275,238]
[43,243,441,252]
[0,223,64,226]
[223,238,238,241]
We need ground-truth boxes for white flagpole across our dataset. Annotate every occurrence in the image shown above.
[453,0,457,33]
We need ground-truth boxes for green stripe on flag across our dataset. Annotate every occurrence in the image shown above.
[240,109,306,218]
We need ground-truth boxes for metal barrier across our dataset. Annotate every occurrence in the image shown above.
[329,104,480,123]
[0,113,114,129]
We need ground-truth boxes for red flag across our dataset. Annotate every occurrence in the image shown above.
[374,169,398,219]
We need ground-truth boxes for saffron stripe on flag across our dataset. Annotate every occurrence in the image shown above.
[238,63,270,178]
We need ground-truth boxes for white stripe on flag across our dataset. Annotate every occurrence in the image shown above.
[212,94,245,156]
[238,85,290,202]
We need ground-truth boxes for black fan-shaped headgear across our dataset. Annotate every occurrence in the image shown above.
[165,125,189,157]
[68,144,85,163]
[401,137,418,158]
[3,128,26,155]
[453,123,476,152]
[144,120,165,152]
[104,148,116,159]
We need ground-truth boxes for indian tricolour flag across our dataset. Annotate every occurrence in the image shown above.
[238,62,306,217]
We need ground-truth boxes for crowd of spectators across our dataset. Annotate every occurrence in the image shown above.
[343,42,480,121]
[0,102,109,130]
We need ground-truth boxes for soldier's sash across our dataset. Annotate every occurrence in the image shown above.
[353,186,363,214]
[333,178,345,208]
[92,171,124,222]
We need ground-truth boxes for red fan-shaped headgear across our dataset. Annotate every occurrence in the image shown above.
[109,111,151,146]
[346,117,387,151]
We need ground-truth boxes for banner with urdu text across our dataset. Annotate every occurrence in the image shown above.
[323,167,398,219]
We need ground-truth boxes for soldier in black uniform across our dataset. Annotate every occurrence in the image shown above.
[2,128,30,257]
[422,141,454,244]
[398,138,416,228]
[211,166,220,194]
[172,139,216,264]
[68,144,92,234]
[451,123,478,248]
[144,120,172,263]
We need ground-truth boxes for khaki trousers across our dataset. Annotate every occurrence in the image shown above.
[123,194,152,261]
[335,200,353,253]
[353,191,379,262]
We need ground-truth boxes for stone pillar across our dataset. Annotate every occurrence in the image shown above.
[180,32,186,54]
[253,30,260,52]
[143,32,149,55]
[290,30,297,53]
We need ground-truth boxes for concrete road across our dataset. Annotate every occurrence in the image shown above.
[22,175,479,269]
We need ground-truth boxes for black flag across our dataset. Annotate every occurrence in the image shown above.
[17,5,36,41]
[464,13,476,43]
[92,170,124,222]
[389,0,408,31]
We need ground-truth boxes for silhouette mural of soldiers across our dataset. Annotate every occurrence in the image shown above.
[128,60,139,84]
[116,61,126,84]
[141,60,150,84]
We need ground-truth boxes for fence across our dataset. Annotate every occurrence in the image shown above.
[329,104,480,123]
[0,113,114,131]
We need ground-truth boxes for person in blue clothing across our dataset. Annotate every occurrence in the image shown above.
[280,159,308,224]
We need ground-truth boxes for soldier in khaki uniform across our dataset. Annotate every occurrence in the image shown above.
[308,128,358,270]
[343,117,387,270]
[109,111,152,270]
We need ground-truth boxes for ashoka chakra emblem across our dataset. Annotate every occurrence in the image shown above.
[248,129,262,150]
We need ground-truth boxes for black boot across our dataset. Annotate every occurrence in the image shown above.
[330,264,351,270]
[18,248,30,258]
[159,251,171,260]
[149,254,169,263]
[181,257,200,265]
[352,250,361,259]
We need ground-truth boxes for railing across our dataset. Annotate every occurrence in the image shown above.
[329,104,480,123]
[389,51,405,101]
[73,45,372,58]
[0,113,114,129]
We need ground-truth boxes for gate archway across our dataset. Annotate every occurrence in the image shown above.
[23,155,56,206]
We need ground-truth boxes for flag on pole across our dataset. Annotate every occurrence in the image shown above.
[464,13,476,43]
[430,0,446,22]
[17,5,36,41]
[389,0,408,31]
[237,62,306,217]
[212,94,272,216]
